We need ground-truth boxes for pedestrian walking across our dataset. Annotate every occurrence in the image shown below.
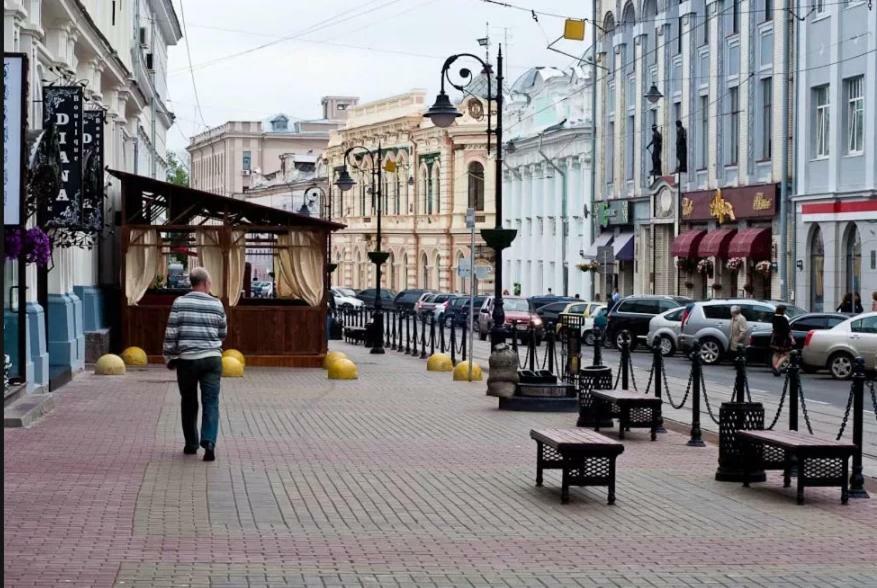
[163,267,227,461]
[770,305,792,377]
[611,288,621,305]
[547,288,553,295]
[836,293,853,313]
[729,305,749,352]
[853,292,863,314]
[872,291,877,312]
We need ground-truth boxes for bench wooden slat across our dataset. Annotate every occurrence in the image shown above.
[737,430,856,450]
[591,390,662,403]
[530,428,623,450]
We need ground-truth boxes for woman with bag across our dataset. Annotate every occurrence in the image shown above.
[770,305,793,377]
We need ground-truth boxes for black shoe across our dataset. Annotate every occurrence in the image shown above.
[183,445,198,455]
[203,442,215,462]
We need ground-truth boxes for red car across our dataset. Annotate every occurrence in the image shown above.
[477,296,544,343]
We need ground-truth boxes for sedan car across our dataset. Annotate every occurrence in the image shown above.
[646,306,688,356]
[747,312,847,366]
[802,312,877,379]
[331,287,364,310]
[478,296,544,343]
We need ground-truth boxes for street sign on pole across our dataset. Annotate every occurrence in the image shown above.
[465,207,476,229]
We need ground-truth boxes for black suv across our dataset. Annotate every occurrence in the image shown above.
[393,288,430,312]
[445,295,486,327]
[606,295,692,350]
[357,288,397,309]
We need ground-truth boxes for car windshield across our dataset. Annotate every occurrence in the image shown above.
[336,288,356,297]
[504,298,530,312]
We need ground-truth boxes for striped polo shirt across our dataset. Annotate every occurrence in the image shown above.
[163,291,227,361]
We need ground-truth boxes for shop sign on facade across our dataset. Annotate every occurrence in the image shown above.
[595,199,631,228]
[680,184,777,223]
[81,109,105,231]
[3,53,27,226]
[42,86,83,227]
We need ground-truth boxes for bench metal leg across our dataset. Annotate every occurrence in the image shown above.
[608,457,617,505]
[617,407,625,440]
[535,442,543,487]
[842,457,849,505]
[593,400,602,433]
[797,457,806,505]
[561,457,571,504]
[783,450,792,488]
[742,440,751,488]
[650,408,657,441]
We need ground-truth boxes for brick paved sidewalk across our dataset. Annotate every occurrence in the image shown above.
[4,342,877,588]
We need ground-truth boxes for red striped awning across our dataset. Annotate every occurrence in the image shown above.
[728,227,772,260]
[697,228,737,258]
[670,230,707,258]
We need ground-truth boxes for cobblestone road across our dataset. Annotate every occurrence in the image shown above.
[4,342,877,587]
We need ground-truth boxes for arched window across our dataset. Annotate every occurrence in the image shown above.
[433,164,441,214]
[401,252,408,288]
[810,226,824,312]
[394,172,400,214]
[844,224,861,297]
[421,253,430,288]
[433,252,441,290]
[388,251,396,290]
[468,162,485,211]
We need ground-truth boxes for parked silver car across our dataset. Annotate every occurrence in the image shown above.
[678,299,805,365]
[646,306,688,356]
[801,312,877,379]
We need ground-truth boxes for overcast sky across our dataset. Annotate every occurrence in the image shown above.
[166,0,593,154]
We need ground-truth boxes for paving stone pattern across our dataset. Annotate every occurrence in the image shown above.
[4,343,877,587]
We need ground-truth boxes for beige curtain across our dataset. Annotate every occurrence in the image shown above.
[276,230,324,306]
[125,228,161,305]
[197,231,224,298]
[227,230,247,306]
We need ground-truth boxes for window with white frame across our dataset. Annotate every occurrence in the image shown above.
[814,85,830,158]
[814,0,825,13]
[759,78,772,160]
[698,94,709,169]
[625,115,635,180]
[845,76,864,154]
[607,121,615,183]
[728,87,740,165]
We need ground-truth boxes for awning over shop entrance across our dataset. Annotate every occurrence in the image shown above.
[583,231,614,258]
[728,227,772,260]
[670,229,707,259]
[697,228,737,258]
[613,232,635,261]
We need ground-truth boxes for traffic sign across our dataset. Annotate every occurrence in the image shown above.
[465,207,476,228]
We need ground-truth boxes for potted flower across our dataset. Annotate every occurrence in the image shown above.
[5,228,52,266]
[754,261,773,276]
[711,283,723,292]
[684,281,695,290]
[726,257,745,272]
[576,260,600,272]
[675,257,694,272]
[696,258,713,277]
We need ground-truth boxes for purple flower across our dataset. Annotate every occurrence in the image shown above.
[4,228,23,260]
[23,228,52,266]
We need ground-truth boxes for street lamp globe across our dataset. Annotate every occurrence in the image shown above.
[335,168,356,192]
[644,83,664,104]
[424,91,462,128]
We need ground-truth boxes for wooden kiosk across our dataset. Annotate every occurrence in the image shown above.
[110,169,344,367]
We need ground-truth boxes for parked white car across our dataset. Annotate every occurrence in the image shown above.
[331,287,364,309]
[646,306,687,356]
[802,312,877,379]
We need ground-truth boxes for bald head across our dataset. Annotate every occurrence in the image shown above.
[189,267,213,293]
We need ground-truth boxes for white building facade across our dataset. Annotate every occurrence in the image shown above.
[502,66,594,298]
[792,1,877,312]
[3,0,180,391]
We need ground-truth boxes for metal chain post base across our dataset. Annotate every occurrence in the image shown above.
[848,358,869,499]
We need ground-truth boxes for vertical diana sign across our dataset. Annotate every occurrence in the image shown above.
[42,86,83,227]
[81,110,105,231]
[3,53,27,226]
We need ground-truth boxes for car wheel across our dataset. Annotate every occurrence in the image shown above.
[659,334,675,357]
[699,337,723,365]
[828,352,854,380]
[583,330,595,346]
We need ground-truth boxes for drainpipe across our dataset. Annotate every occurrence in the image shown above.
[590,0,598,300]
[790,0,800,302]
[778,1,791,301]
[538,120,570,296]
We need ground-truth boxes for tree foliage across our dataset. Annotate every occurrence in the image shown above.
[166,152,190,187]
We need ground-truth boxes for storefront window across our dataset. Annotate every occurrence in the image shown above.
[844,224,861,298]
[3,258,24,384]
[810,226,824,312]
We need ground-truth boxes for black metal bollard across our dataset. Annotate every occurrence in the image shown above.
[620,333,630,391]
[510,321,519,354]
[849,357,869,498]
[687,342,706,447]
[546,326,555,375]
[385,310,391,348]
[528,327,536,371]
[450,320,457,365]
[429,316,436,357]
[461,321,468,362]
[593,326,603,367]
[419,315,427,359]
[733,346,747,403]
[788,350,800,431]
[440,317,447,353]
[405,312,411,354]
[652,340,666,433]
[410,313,418,356]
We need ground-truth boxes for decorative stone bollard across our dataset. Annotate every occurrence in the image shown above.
[223,349,246,367]
[221,356,244,378]
[453,360,483,382]
[486,343,518,397]
[95,354,126,375]
[328,358,358,380]
[426,353,453,372]
[322,350,348,370]
[120,346,148,367]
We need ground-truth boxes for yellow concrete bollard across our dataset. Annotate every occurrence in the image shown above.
[95,354,126,375]
[328,358,358,380]
[120,346,148,366]
[452,360,483,381]
[323,350,348,370]
[426,353,453,372]
[222,349,246,367]
[221,356,244,377]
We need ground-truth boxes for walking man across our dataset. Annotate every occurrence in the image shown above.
[163,267,227,461]
[729,305,749,353]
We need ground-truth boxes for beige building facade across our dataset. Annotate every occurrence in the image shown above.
[324,90,496,295]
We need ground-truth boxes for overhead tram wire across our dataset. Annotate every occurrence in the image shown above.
[178,0,208,132]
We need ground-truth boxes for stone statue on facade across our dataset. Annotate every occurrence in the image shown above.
[675,120,688,173]
[645,124,662,177]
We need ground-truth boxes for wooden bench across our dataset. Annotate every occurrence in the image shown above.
[344,326,367,344]
[590,389,662,441]
[737,430,856,505]
[530,428,624,504]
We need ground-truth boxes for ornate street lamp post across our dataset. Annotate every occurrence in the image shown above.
[425,46,516,350]
[335,145,388,354]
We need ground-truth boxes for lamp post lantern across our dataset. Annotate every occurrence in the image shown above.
[336,144,388,354]
[426,45,516,350]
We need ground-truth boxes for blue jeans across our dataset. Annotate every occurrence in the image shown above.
[175,356,222,448]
